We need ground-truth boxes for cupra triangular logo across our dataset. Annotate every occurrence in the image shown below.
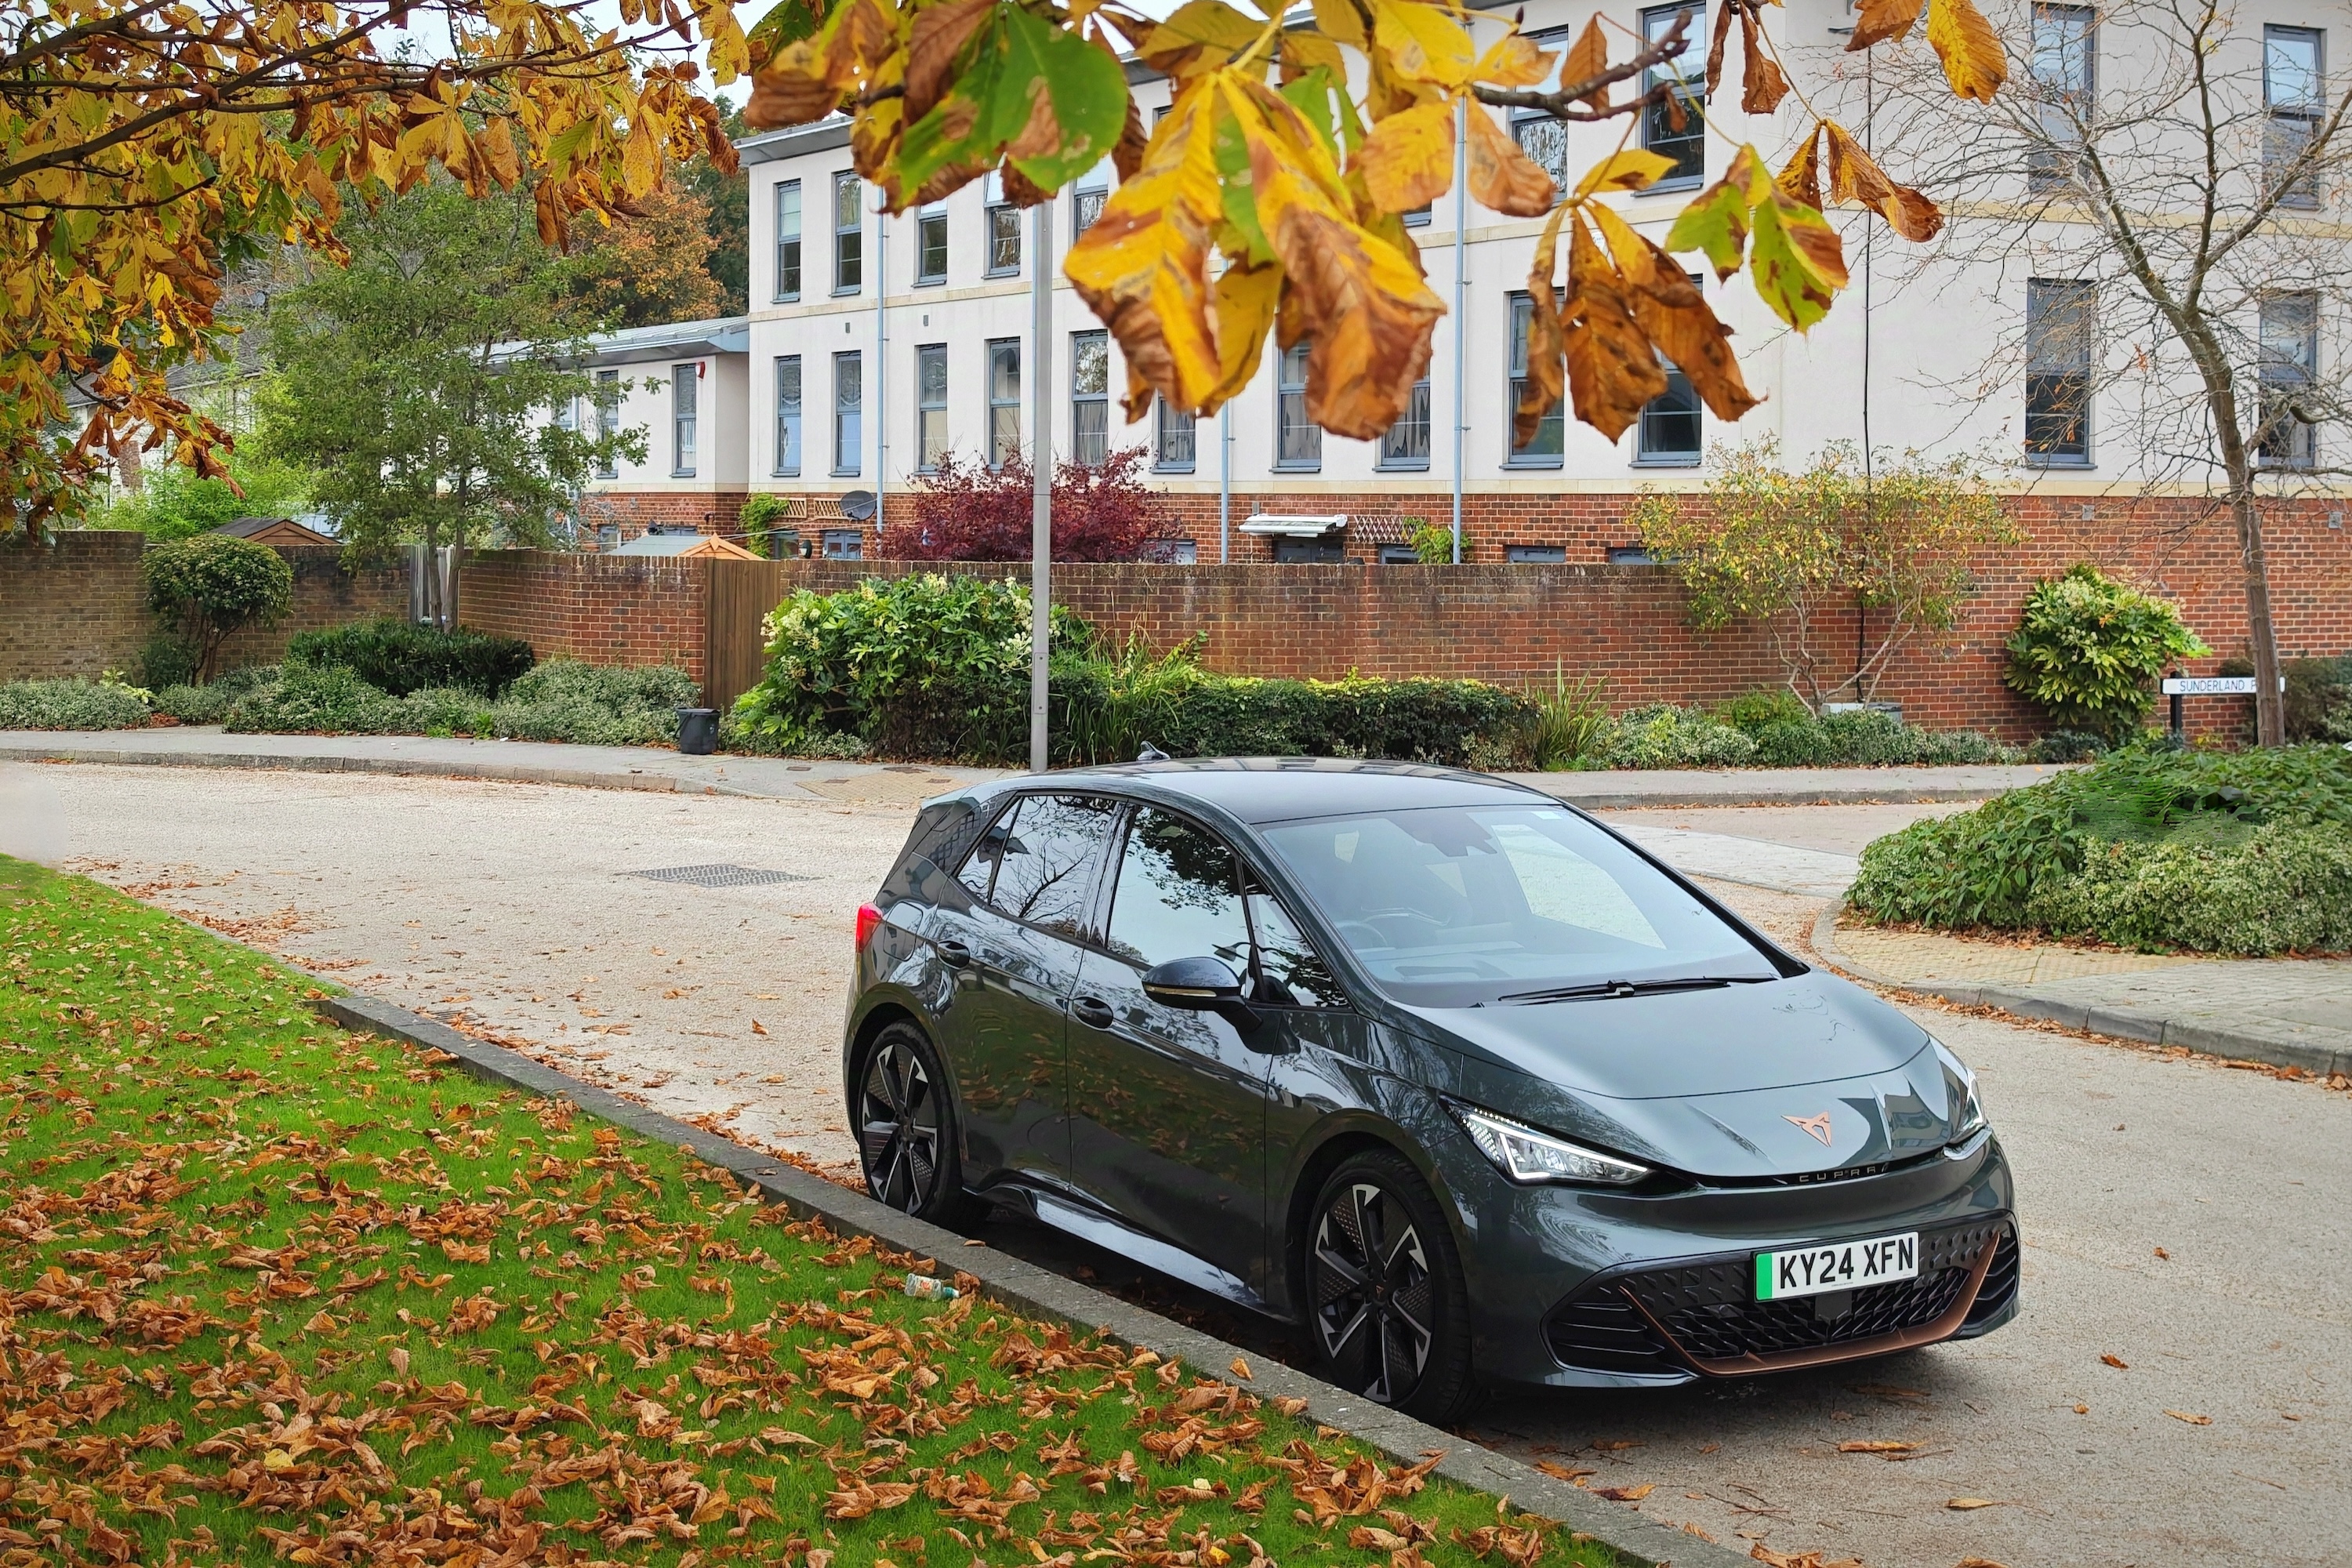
[1784,1111,1835,1146]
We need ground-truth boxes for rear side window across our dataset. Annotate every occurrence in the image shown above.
[1106,807,1251,972]
[985,794,1120,937]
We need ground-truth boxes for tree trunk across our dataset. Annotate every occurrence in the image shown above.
[2231,481,2287,746]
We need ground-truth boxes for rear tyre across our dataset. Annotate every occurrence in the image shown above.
[1304,1148,1478,1424]
[854,1022,980,1229]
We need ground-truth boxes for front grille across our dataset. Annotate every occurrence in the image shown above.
[1546,1218,2010,1375]
[1963,1225,2020,1329]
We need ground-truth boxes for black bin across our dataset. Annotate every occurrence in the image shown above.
[675,707,718,756]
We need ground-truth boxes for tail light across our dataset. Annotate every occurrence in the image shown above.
[855,903,884,954]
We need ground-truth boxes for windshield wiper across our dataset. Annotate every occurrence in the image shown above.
[1497,975,1773,1005]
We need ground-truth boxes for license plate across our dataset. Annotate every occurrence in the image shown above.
[1755,1232,1918,1301]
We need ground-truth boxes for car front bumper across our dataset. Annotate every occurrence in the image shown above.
[1439,1128,2018,1389]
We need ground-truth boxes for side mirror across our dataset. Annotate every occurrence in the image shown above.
[1140,956,1245,1008]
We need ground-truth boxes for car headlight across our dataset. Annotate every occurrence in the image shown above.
[1933,1038,1989,1144]
[1447,1102,1650,1187]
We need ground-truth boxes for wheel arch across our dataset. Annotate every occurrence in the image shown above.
[1277,1116,1468,1321]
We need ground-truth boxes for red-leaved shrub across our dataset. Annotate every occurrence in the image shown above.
[889,446,1165,562]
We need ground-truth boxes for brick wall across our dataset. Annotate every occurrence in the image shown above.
[462,550,710,681]
[581,492,751,543]
[0,534,406,682]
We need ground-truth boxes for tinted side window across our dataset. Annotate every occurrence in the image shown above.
[989,794,1119,937]
[1106,808,1251,973]
[1245,880,1348,1007]
[955,812,1007,902]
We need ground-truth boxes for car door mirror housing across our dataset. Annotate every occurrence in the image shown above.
[1141,956,1245,1007]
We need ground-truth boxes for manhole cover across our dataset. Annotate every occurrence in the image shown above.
[625,864,814,888]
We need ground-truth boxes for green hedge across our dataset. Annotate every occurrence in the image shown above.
[0,678,154,731]
[1849,742,2352,954]
[286,619,536,697]
[219,659,693,743]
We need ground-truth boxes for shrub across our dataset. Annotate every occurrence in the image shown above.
[1598,705,1759,769]
[286,619,535,696]
[1406,518,1454,564]
[1849,742,2352,952]
[154,664,282,724]
[132,631,198,691]
[891,448,1163,562]
[2003,564,2209,743]
[1518,666,1611,771]
[224,663,404,734]
[142,533,296,683]
[2026,729,2109,764]
[2284,655,2352,743]
[739,494,798,558]
[1103,672,1534,768]
[1714,688,1813,731]
[491,660,698,746]
[0,677,153,731]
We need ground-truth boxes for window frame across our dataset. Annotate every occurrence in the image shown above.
[914,201,949,285]
[773,179,802,302]
[1378,372,1433,470]
[2027,3,2097,191]
[593,369,620,479]
[773,355,802,478]
[833,349,863,477]
[2256,289,2320,470]
[1639,3,1707,190]
[1072,182,1109,241]
[1071,329,1111,468]
[1633,272,1704,466]
[2024,278,2096,466]
[2264,25,2326,209]
[1154,395,1196,473]
[1275,340,1322,470]
[987,337,1022,470]
[960,792,1123,944]
[984,176,1022,278]
[916,343,949,475]
[832,170,862,296]
[1506,290,1565,468]
[670,361,698,477]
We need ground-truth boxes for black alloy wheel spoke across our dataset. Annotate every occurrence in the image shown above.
[1313,1181,1432,1406]
[862,1043,936,1214]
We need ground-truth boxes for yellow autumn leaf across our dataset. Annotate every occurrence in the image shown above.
[1371,0,1478,88]
[1209,256,1283,405]
[1558,15,1611,111]
[1824,122,1943,240]
[1847,0,1925,49]
[1588,202,1759,421]
[1354,99,1455,214]
[1563,215,1668,441]
[1473,31,1557,89]
[1574,148,1680,199]
[1464,105,1555,217]
[1925,0,2005,102]
[1513,203,1571,448]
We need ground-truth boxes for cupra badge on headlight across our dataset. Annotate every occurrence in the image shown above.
[1446,1101,1651,1187]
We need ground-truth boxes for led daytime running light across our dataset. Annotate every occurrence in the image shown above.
[1448,1102,1650,1187]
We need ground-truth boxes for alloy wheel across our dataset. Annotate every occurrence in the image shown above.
[1312,1180,1436,1405]
[858,1037,942,1214]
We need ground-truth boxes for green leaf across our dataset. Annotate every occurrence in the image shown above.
[748,0,828,52]
[1745,183,1847,332]
[1663,172,1750,281]
[1279,65,1344,163]
[1000,6,1129,190]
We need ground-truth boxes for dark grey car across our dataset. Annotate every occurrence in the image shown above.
[844,760,2017,1421]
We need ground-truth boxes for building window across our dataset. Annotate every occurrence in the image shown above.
[774,356,802,477]
[1071,331,1109,467]
[554,394,575,432]
[833,172,862,294]
[1641,4,1705,186]
[1147,538,1198,563]
[670,362,698,476]
[914,201,949,284]
[987,338,1021,469]
[1273,535,1344,563]
[774,180,801,300]
[1379,373,1432,470]
[1377,543,1421,564]
[985,175,1021,276]
[1508,544,1567,564]
[1508,292,1564,464]
[916,344,949,474]
[1403,204,1433,228]
[2257,291,2319,469]
[1635,278,1704,465]
[1276,341,1320,469]
[1073,182,1108,240]
[2027,4,2096,191]
[1512,105,1570,191]
[593,369,619,478]
[822,528,863,560]
[833,350,862,476]
[2265,26,2325,209]
[2024,278,2095,463]
[1155,397,1196,471]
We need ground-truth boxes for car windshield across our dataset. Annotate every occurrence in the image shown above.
[1258,804,1778,1007]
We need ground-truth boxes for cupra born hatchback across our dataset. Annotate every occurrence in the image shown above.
[844,760,2017,1421]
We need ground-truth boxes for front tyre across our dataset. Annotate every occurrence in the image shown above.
[855,1022,978,1229]
[1305,1149,1477,1424]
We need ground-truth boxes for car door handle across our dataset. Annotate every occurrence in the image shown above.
[935,940,971,969]
[1069,996,1116,1029]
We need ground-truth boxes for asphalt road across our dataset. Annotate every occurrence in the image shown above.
[13,762,2349,1568]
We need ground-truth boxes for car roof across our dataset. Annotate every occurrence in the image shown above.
[1008,757,1555,825]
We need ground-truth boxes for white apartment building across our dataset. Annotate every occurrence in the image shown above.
[575,0,2347,562]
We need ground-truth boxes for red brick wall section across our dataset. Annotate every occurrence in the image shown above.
[0,535,407,683]
[461,549,710,684]
[581,493,750,543]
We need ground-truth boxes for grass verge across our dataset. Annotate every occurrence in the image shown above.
[0,856,1625,1568]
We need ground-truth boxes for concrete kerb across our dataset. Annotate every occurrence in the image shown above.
[0,742,771,798]
[314,993,1749,1568]
[1809,904,2352,1080]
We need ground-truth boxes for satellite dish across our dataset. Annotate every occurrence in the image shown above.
[840,489,877,523]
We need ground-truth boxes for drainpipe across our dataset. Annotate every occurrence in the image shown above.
[873,197,887,532]
[1451,95,1468,564]
[1219,405,1231,563]
[1029,199,1053,774]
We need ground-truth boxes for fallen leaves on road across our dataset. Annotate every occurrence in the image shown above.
[1836,1439,1916,1454]
[1946,1497,1998,1510]
[1748,1546,1862,1568]
[1851,1382,1929,1399]
[2100,1354,2129,1369]
[2164,1410,2214,1425]
[1588,1483,1653,1502]
[1535,1461,1597,1483]
[2153,1247,2170,1260]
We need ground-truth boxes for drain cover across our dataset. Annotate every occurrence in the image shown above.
[626,863,813,888]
